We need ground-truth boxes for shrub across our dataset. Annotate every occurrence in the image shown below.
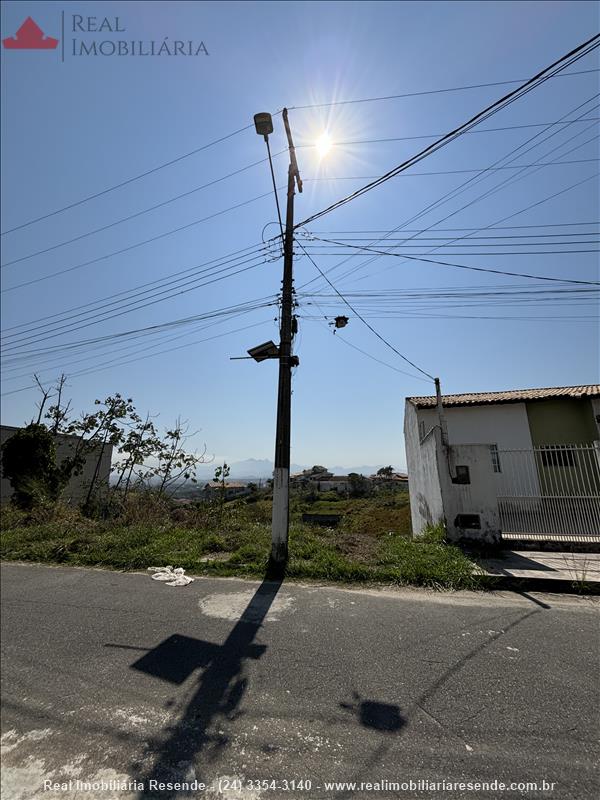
[201,533,227,553]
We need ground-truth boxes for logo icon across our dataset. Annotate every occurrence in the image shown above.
[3,17,59,50]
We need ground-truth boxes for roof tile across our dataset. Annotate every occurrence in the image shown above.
[407,384,600,408]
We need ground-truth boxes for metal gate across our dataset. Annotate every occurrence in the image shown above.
[497,444,600,541]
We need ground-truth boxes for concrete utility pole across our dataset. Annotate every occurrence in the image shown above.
[253,109,302,570]
[270,108,302,569]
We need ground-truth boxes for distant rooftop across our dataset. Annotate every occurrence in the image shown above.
[407,384,600,409]
[204,481,248,489]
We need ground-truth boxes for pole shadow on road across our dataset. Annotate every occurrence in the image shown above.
[116,576,282,798]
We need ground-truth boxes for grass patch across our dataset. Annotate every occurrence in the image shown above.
[0,493,482,590]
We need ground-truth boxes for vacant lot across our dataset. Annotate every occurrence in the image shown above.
[0,490,482,589]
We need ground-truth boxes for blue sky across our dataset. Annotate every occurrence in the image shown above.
[1,0,598,470]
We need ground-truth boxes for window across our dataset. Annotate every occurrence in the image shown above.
[540,447,575,468]
[490,444,502,473]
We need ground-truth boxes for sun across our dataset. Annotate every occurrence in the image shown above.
[315,132,332,158]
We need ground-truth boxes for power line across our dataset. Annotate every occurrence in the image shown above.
[1,188,283,293]
[287,68,600,109]
[300,290,598,310]
[313,101,599,292]
[343,168,600,287]
[300,312,597,322]
[305,236,600,284]
[1,155,286,268]
[308,239,600,286]
[310,222,600,233]
[6,121,595,269]
[302,157,599,181]
[310,98,599,290]
[306,247,600,255]
[296,36,600,229]
[3,68,597,238]
[295,118,599,148]
[1,318,274,397]
[2,297,276,364]
[383,114,600,256]
[2,307,257,378]
[299,282,600,314]
[310,318,431,383]
[0,241,266,336]
[2,301,276,379]
[307,233,599,241]
[1,252,271,352]
[302,281,598,292]
[0,122,257,236]
[307,237,600,249]
[296,241,435,381]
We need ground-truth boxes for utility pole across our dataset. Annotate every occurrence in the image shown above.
[252,108,302,572]
[271,108,302,570]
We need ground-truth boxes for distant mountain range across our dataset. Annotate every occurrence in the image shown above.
[194,458,399,481]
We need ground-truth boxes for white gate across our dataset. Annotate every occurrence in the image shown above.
[497,444,600,542]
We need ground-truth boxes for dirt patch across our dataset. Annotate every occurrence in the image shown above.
[334,532,380,561]
[199,552,232,562]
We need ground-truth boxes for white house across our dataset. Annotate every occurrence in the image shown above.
[317,476,352,493]
[404,385,600,544]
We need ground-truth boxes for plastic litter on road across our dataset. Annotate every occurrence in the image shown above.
[148,566,194,587]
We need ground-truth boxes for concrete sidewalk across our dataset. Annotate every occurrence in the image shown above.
[479,550,600,584]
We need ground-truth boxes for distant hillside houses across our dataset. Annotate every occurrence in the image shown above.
[201,481,252,500]
[290,467,408,494]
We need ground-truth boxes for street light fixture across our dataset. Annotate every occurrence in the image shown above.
[254,112,283,241]
[254,112,274,140]
[247,341,280,363]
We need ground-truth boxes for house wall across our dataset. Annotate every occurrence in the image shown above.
[526,398,598,446]
[442,444,501,543]
[318,480,349,493]
[0,425,113,504]
[404,402,446,536]
[415,401,539,496]
[591,398,600,438]
[417,402,534,449]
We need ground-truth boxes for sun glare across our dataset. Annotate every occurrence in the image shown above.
[316,132,332,158]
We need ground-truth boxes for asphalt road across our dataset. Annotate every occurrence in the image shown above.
[1,563,598,800]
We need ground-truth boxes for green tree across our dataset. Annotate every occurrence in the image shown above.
[347,472,371,498]
[1,424,62,509]
[377,466,394,477]
[150,418,206,498]
[213,462,231,524]
[111,413,161,501]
